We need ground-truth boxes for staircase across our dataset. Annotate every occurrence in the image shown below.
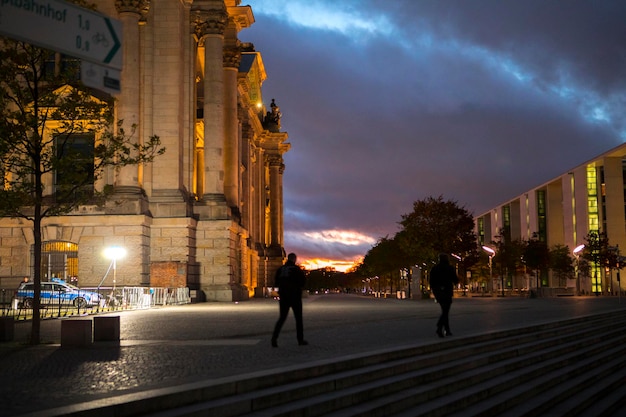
[127,311,626,416]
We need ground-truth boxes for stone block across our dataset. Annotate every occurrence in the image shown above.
[0,317,14,342]
[61,320,93,347]
[94,316,120,342]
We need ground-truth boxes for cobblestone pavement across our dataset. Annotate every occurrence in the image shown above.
[1,294,624,416]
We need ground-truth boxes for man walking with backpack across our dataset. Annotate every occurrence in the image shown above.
[271,253,308,347]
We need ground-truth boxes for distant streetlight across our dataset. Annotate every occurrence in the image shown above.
[573,244,585,296]
[104,246,127,292]
[482,246,495,295]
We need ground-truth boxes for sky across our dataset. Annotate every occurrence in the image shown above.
[240,0,626,272]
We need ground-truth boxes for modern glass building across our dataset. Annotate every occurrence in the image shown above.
[475,142,626,296]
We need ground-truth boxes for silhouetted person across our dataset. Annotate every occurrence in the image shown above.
[429,253,459,338]
[271,253,308,347]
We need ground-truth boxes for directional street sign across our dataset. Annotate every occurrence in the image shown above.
[0,0,122,70]
[81,62,120,95]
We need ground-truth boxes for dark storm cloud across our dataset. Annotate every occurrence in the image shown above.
[242,0,626,268]
[391,0,626,91]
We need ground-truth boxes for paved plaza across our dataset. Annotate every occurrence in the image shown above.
[1,294,625,416]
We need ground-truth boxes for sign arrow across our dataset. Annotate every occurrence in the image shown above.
[103,17,121,66]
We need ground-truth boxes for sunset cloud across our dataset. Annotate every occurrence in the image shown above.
[244,0,626,269]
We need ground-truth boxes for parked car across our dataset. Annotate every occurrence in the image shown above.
[15,279,102,308]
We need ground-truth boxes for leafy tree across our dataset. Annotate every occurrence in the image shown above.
[306,267,340,292]
[549,244,575,287]
[522,235,549,292]
[468,253,492,292]
[399,195,478,268]
[0,39,165,344]
[337,270,364,293]
[492,236,525,295]
[357,197,478,298]
[581,231,618,295]
[360,236,407,293]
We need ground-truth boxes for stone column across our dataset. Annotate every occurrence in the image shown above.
[256,147,267,249]
[192,5,228,203]
[240,123,252,231]
[267,154,283,248]
[114,0,143,195]
[223,38,241,215]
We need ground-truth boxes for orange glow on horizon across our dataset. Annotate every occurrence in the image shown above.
[300,257,362,273]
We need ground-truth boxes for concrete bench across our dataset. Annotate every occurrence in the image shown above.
[61,319,93,347]
[0,317,14,342]
[94,316,120,342]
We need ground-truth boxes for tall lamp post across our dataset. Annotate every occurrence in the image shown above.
[618,255,624,304]
[104,246,127,293]
[610,245,623,303]
[573,244,585,296]
[482,246,495,295]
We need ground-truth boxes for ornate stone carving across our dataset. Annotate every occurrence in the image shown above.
[266,154,283,168]
[227,6,254,31]
[192,8,228,39]
[263,99,282,132]
[223,44,241,68]
[115,0,149,15]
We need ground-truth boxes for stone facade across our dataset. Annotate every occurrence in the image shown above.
[0,0,289,301]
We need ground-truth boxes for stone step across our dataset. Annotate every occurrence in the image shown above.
[430,338,626,417]
[321,318,626,417]
[502,352,626,417]
[140,311,626,417]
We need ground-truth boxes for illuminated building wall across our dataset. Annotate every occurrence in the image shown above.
[475,142,626,295]
[0,1,289,301]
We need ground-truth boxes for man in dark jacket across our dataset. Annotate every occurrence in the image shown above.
[271,253,308,347]
[429,253,459,338]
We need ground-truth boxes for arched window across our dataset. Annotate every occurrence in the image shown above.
[31,241,79,285]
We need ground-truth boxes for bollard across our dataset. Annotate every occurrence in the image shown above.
[61,320,93,347]
[94,316,120,342]
[0,317,15,342]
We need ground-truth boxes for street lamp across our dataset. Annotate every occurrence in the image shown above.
[573,244,585,296]
[104,246,127,292]
[482,246,495,295]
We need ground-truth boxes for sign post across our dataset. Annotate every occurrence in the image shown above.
[0,0,122,70]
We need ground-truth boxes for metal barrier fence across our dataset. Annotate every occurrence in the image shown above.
[0,286,191,320]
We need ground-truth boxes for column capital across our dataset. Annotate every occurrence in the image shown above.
[115,0,149,15]
[223,44,241,68]
[192,8,228,39]
[266,154,283,167]
[266,154,285,174]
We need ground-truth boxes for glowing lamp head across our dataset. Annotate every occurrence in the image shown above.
[482,246,495,256]
[104,246,127,261]
[573,244,585,256]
